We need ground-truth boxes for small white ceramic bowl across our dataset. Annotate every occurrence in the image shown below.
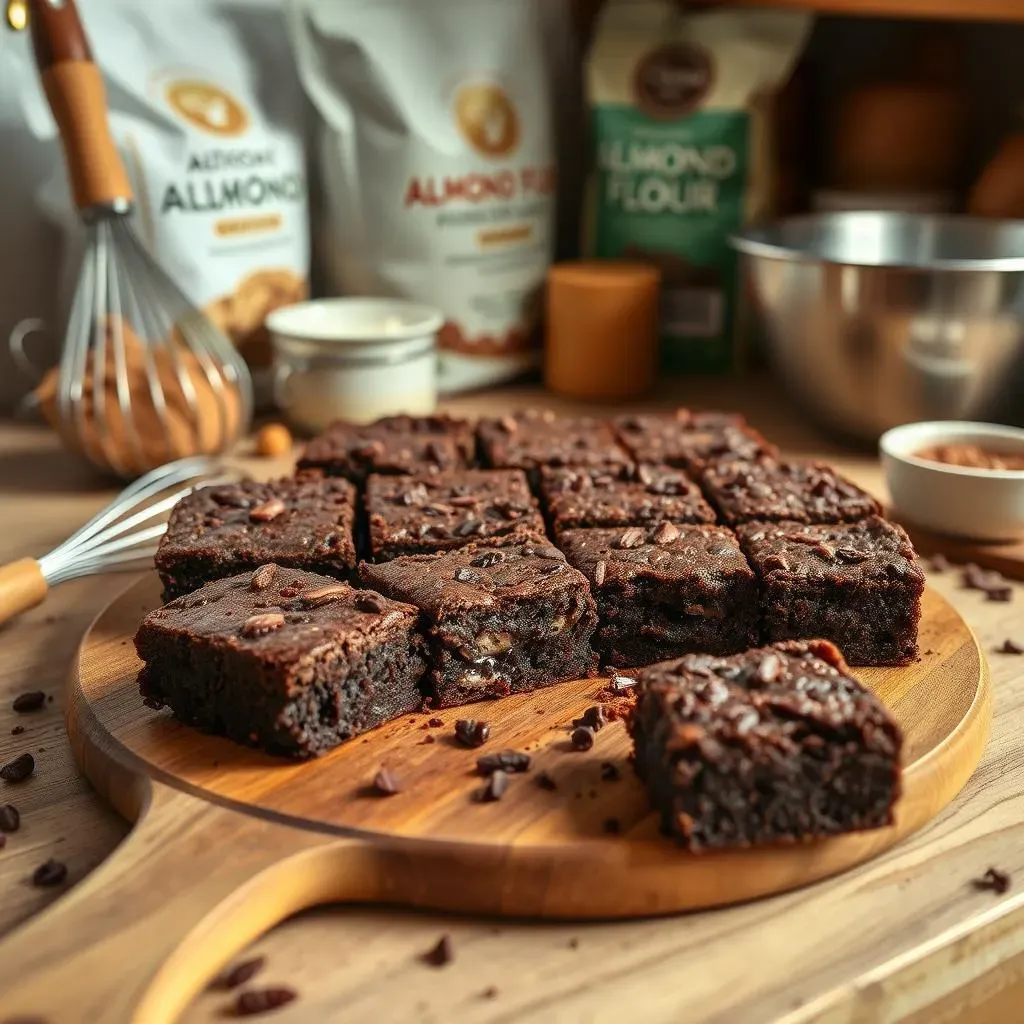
[880,421,1024,541]
[267,298,444,434]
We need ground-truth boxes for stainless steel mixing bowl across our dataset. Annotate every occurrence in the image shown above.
[732,212,1024,442]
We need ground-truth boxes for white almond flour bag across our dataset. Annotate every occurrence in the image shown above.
[288,0,558,393]
[13,0,309,382]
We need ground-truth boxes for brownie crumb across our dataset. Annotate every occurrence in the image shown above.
[0,753,35,783]
[482,985,499,1000]
[234,986,298,1015]
[572,706,607,733]
[32,859,67,887]
[961,564,1012,601]
[428,717,444,728]
[372,768,402,796]
[537,772,557,791]
[476,769,509,803]
[211,956,266,990]
[986,586,1013,603]
[422,934,454,967]
[421,735,436,745]
[455,719,490,748]
[927,553,950,572]
[0,804,20,832]
[477,751,530,775]
[600,762,621,782]
[973,867,1011,895]
[603,818,622,835]
[998,639,1024,655]
[12,692,45,713]
[10,726,24,736]
[570,726,595,751]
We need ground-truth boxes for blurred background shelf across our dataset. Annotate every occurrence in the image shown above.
[735,0,1024,22]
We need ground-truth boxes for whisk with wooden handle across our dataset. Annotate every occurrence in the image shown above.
[0,456,234,627]
[27,0,252,479]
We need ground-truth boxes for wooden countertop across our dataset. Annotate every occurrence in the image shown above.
[2,381,1024,1024]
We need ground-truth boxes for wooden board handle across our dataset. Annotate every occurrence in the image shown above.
[0,783,371,1024]
[0,557,48,626]
[27,0,133,210]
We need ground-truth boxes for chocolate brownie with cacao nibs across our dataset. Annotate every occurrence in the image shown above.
[631,640,903,851]
[613,410,777,476]
[298,414,476,483]
[737,517,923,666]
[557,524,759,668]
[477,410,631,484]
[155,475,358,601]
[701,458,881,527]
[539,464,716,535]
[365,468,546,561]
[135,567,427,758]
[360,535,599,709]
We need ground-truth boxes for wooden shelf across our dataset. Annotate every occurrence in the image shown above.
[736,0,1024,21]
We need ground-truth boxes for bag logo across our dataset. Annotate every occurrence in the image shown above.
[634,43,714,118]
[165,80,249,136]
[453,83,519,159]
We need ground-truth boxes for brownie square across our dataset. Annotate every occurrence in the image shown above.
[614,410,777,475]
[737,517,924,665]
[701,458,881,526]
[631,639,903,851]
[298,414,476,483]
[360,534,599,708]
[477,410,632,483]
[540,464,716,534]
[557,524,759,667]
[366,469,546,561]
[155,475,358,601]
[135,566,427,758]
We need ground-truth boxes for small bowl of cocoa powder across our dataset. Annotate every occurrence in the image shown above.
[881,421,1024,541]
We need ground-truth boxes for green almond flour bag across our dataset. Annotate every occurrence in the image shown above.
[585,1,811,374]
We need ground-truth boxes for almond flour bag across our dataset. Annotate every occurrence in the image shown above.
[288,0,559,393]
[586,1,811,374]
[14,0,310,386]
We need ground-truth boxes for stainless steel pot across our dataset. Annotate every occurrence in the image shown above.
[732,212,1024,442]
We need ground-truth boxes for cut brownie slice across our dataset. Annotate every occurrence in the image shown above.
[135,566,427,758]
[701,458,881,526]
[298,414,475,482]
[360,534,599,708]
[366,469,546,561]
[478,410,632,483]
[631,639,903,851]
[540,464,716,535]
[557,524,759,667]
[155,475,357,601]
[614,410,777,475]
[737,517,924,665]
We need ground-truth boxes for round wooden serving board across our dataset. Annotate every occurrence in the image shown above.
[0,576,990,1024]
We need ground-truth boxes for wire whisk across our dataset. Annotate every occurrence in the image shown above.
[0,457,235,627]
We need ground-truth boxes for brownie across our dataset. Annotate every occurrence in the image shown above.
[366,469,546,561]
[701,458,882,526]
[135,566,427,758]
[631,639,903,851]
[614,410,777,475]
[155,475,358,601]
[297,414,476,483]
[737,517,923,665]
[557,524,759,667]
[360,534,599,708]
[477,410,632,483]
[540,464,716,534]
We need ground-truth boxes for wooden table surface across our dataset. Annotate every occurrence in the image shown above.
[2,380,1024,1024]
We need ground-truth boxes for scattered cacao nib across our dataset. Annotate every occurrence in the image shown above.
[454,719,490,748]
[211,956,266,990]
[653,521,680,545]
[616,527,645,550]
[249,565,277,591]
[422,934,454,967]
[571,726,595,752]
[32,859,67,887]
[427,717,444,728]
[536,772,557,791]
[998,639,1024,655]
[927,553,950,572]
[603,818,622,835]
[372,768,402,796]
[234,986,298,1015]
[477,750,531,775]
[972,867,1011,895]
[476,770,509,803]
[573,706,607,733]
[299,584,347,608]
[12,691,45,713]
[0,753,34,783]
[240,613,285,638]
[0,804,20,832]
[600,762,621,782]
[10,726,25,735]
[421,735,436,745]
[471,551,505,569]
[986,585,1013,603]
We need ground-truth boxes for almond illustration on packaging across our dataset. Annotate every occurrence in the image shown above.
[454,82,520,160]
[165,80,249,137]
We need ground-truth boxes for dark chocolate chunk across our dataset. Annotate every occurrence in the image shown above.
[998,639,1024,655]
[573,706,607,733]
[427,717,444,728]
[455,719,490,748]
[477,750,531,775]
[972,867,1011,895]
[422,935,454,967]
[32,858,67,887]
[12,692,45,714]
[0,753,34,783]
[571,726,595,751]
[0,804,20,832]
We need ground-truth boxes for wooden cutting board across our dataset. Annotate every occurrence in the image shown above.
[0,576,990,1024]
